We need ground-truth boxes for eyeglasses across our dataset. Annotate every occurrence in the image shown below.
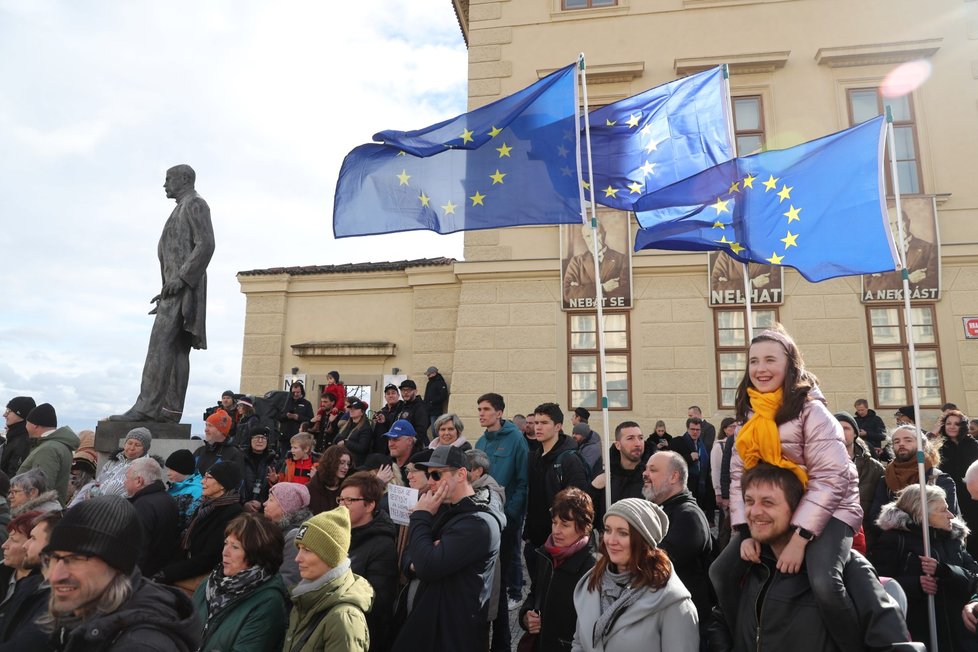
[336,497,366,505]
[7,488,25,498]
[41,552,92,569]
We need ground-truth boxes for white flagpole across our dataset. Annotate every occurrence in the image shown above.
[886,104,938,652]
[578,53,613,516]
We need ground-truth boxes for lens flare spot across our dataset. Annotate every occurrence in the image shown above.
[880,60,932,99]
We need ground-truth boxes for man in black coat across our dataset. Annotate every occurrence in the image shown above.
[396,380,430,446]
[642,450,713,645]
[670,417,716,521]
[590,421,646,523]
[422,366,449,428]
[125,458,180,578]
[1,396,35,477]
[688,405,716,451]
[278,381,314,455]
[854,398,887,457]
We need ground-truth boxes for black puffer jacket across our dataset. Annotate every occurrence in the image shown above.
[0,421,30,478]
[518,540,595,652]
[128,480,180,578]
[871,504,978,652]
[51,569,200,651]
[350,510,398,652]
[0,570,48,648]
[658,489,713,629]
[241,447,277,504]
[159,498,244,584]
[710,549,916,652]
[525,434,588,547]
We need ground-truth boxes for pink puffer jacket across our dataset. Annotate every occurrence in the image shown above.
[730,391,863,536]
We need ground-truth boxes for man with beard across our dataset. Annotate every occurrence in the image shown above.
[709,464,916,651]
[642,451,712,645]
[589,421,645,522]
[396,380,429,446]
[193,410,244,477]
[0,510,59,647]
[867,424,959,539]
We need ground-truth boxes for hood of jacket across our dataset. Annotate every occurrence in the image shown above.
[852,436,872,460]
[13,489,61,517]
[168,473,202,494]
[472,483,508,531]
[440,487,506,534]
[876,501,970,541]
[471,472,507,505]
[481,418,522,443]
[351,509,397,547]
[58,570,199,651]
[581,429,601,449]
[32,425,80,451]
[279,507,313,533]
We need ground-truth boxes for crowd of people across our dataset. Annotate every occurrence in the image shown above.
[0,339,977,650]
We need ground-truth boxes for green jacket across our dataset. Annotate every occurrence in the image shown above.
[192,573,289,652]
[283,563,373,652]
[17,426,79,504]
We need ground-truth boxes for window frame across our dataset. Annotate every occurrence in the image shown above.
[566,311,632,411]
[713,307,780,410]
[865,304,944,409]
[845,87,924,195]
[561,0,617,9]
[731,94,766,155]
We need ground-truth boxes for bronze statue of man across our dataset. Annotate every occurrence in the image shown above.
[109,164,215,423]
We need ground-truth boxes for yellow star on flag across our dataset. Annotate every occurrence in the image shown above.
[626,113,641,128]
[781,231,799,249]
[640,124,653,137]
[396,151,407,156]
[728,181,740,194]
[419,192,430,207]
[605,119,617,127]
[488,126,502,137]
[469,191,486,206]
[777,184,793,203]
[441,201,457,215]
[783,205,801,223]
[459,129,474,144]
[712,221,725,229]
[628,181,643,194]
[716,235,732,245]
[645,139,658,154]
[711,197,730,214]
[397,170,411,186]
[496,143,512,158]
[490,170,506,185]
[763,175,779,192]
[603,185,619,198]
[640,161,657,176]
[582,181,590,190]
[730,242,745,254]
[742,174,756,189]
[766,252,784,265]
[557,145,569,158]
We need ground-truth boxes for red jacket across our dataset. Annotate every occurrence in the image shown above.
[323,383,346,411]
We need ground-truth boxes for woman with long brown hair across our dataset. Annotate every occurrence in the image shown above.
[307,445,352,514]
[570,498,697,651]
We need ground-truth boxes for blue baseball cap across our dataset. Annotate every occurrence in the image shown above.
[384,419,417,438]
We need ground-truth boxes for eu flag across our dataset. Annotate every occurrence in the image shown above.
[333,64,581,237]
[585,66,733,211]
[633,116,899,283]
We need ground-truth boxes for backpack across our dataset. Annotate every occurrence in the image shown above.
[553,448,594,485]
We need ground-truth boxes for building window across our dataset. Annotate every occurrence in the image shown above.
[846,88,922,195]
[732,96,765,155]
[568,312,631,410]
[867,305,943,408]
[563,0,616,8]
[714,308,779,409]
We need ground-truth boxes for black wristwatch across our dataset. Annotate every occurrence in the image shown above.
[796,527,815,541]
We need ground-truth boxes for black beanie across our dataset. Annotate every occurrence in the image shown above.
[45,495,140,574]
[834,411,860,436]
[208,461,242,491]
[26,403,57,428]
[5,396,36,420]
[165,449,196,476]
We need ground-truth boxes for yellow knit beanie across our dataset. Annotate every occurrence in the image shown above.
[295,506,351,568]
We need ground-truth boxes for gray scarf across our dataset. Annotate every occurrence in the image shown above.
[593,567,643,648]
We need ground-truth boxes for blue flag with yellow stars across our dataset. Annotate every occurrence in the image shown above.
[333,64,581,237]
[584,66,733,211]
[633,116,899,282]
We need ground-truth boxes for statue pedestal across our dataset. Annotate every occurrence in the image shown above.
[95,421,195,461]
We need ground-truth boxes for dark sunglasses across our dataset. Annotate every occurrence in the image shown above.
[427,468,458,481]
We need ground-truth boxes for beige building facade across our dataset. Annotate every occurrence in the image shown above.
[239,0,978,434]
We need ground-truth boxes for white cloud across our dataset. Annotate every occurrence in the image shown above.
[0,0,467,434]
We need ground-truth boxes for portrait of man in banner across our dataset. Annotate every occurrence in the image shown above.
[708,251,783,306]
[862,196,940,302]
[561,216,632,310]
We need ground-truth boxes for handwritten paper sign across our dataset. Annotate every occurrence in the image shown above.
[388,483,419,525]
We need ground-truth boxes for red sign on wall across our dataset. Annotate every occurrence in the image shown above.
[964,317,978,340]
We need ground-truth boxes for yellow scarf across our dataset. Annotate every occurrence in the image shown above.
[736,387,809,488]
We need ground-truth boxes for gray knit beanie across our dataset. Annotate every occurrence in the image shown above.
[605,498,670,548]
[125,426,152,453]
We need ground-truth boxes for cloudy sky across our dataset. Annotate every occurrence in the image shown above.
[0,1,467,434]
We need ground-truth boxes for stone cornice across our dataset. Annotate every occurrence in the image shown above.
[538,61,645,84]
[291,342,397,357]
[814,39,942,68]
[675,51,790,76]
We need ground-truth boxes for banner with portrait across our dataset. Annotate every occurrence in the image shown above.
[560,214,633,311]
[862,195,940,303]
[708,251,784,306]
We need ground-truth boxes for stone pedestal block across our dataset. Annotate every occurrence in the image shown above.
[95,421,193,456]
